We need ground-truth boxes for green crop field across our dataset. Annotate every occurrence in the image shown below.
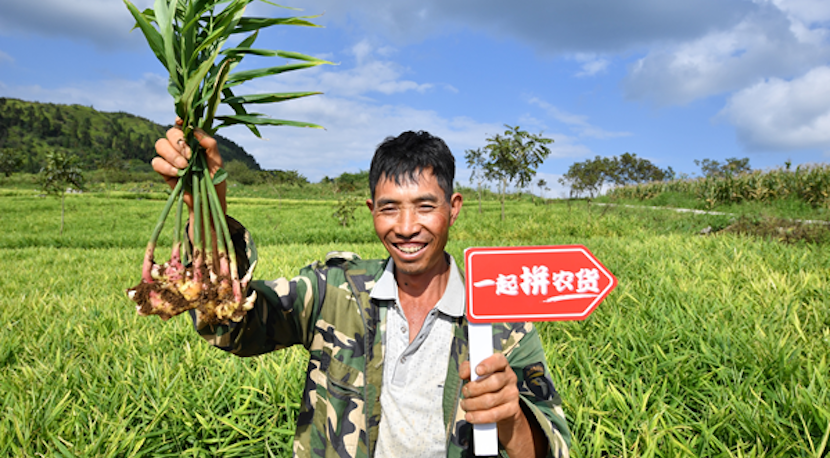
[1,189,828,457]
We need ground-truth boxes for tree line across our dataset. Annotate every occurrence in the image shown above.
[0,98,260,175]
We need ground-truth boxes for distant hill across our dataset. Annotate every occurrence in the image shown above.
[0,98,260,174]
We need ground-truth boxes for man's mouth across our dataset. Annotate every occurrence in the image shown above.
[396,243,426,254]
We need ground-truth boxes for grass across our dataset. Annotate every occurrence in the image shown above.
[1,189,828,457]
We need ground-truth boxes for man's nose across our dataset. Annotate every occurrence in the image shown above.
[395,207,420,237]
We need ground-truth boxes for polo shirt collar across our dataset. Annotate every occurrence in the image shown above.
[370,254,465,318]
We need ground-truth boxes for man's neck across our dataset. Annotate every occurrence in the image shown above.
[395,256,451,342]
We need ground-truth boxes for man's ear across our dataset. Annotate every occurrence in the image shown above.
[449,192,463,226]
[366,199,374,212]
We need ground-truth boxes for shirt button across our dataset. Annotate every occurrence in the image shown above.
[400,326,406,333]
[401,356,407,364]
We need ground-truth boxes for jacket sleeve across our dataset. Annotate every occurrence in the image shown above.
[503,323,572,458]
[188,217,326,357]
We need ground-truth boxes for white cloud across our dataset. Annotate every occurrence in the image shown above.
[0,50,12,64]
[529,98,631,140]
[0,0,153,49]
[0,47,499,181]
[225,92,503,180]
[717,66,830,152]
[623,5,830,105]
[573,54,610,77]
[764,0,830,24]
[288,0,753,55]
[256,40,433,99]
[0,73,172,122]
[546,134,594,159]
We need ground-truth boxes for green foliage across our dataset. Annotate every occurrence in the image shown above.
[465,147,488,214]
[122,0,330,310]
[561,153,672,199]
[610,152,673,185]
[123,0,330,141]
[0,149,22,177]
[39,151,84,196]
[1,194,829,456]
[262,169,308,186]
[0,98,260,173]
[559,156,611,199]
[331,195,360,227]
[224,160,262,185]
[40,152,84,193]
[38,151,85,236]
[334,170,370,193]
[695,157,752,178]
[465,125,553,220]
[608,164,830,209]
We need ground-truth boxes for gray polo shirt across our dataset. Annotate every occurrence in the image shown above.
[371,255,465,457]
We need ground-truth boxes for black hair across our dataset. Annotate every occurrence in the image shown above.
[369,131,455,201]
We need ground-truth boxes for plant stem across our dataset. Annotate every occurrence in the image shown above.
[204,167,230,281]
[170,191,184,266]
[142,177,185,282]
[203,156,241,300]
[174,191,184,248]
[199,171,214,269]
[192,172,203,282]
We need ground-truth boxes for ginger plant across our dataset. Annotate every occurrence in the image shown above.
[124,0,328,323]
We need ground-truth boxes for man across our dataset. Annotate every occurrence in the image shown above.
[153,126,571,457]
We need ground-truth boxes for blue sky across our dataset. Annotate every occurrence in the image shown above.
[1,0,829,196]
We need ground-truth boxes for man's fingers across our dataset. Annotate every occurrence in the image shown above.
[474,353,510,377]
[466,400,518,424]
[152,156,181,180]
[462,384,521,424]
[463,370,516,399]
[193,128,222,173]
[459,361,471,380]
[157,131,189,170]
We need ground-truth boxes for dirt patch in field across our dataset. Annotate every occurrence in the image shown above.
[716,216,830,244]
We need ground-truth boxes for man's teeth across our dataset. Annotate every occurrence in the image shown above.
[399,244,425,254]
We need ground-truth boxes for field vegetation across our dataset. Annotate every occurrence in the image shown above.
[605,164,830,211]
[1,181,829,457]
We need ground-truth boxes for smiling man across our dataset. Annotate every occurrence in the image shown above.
[152,128,571,457]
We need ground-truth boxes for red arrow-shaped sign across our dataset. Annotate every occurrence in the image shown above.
[465,245,617,323]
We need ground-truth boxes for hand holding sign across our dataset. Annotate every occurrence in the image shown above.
[464,245,617,456]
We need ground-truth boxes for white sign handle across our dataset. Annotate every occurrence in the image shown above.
[468,322,498,456]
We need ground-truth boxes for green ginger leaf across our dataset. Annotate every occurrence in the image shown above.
[215,114,324,132]
[222,91,322,104]
[124,0,167,68]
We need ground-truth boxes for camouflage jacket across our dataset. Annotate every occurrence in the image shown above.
[192,236,571,457]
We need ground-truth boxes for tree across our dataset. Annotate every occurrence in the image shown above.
[470,125,553,220]
[537,179,548,200]
[560,153,673,198]
[559,156,612,199]
[224,160,262,185]
[0,149,22,177]
[464,147,487,214]
[39,151,84,236]
[694,157,751,178]
[609,152,672,185]
[334,170,369,193]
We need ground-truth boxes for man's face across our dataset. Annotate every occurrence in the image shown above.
[367,168,463,279]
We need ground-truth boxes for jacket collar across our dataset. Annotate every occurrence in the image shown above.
[370,254,465,318]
